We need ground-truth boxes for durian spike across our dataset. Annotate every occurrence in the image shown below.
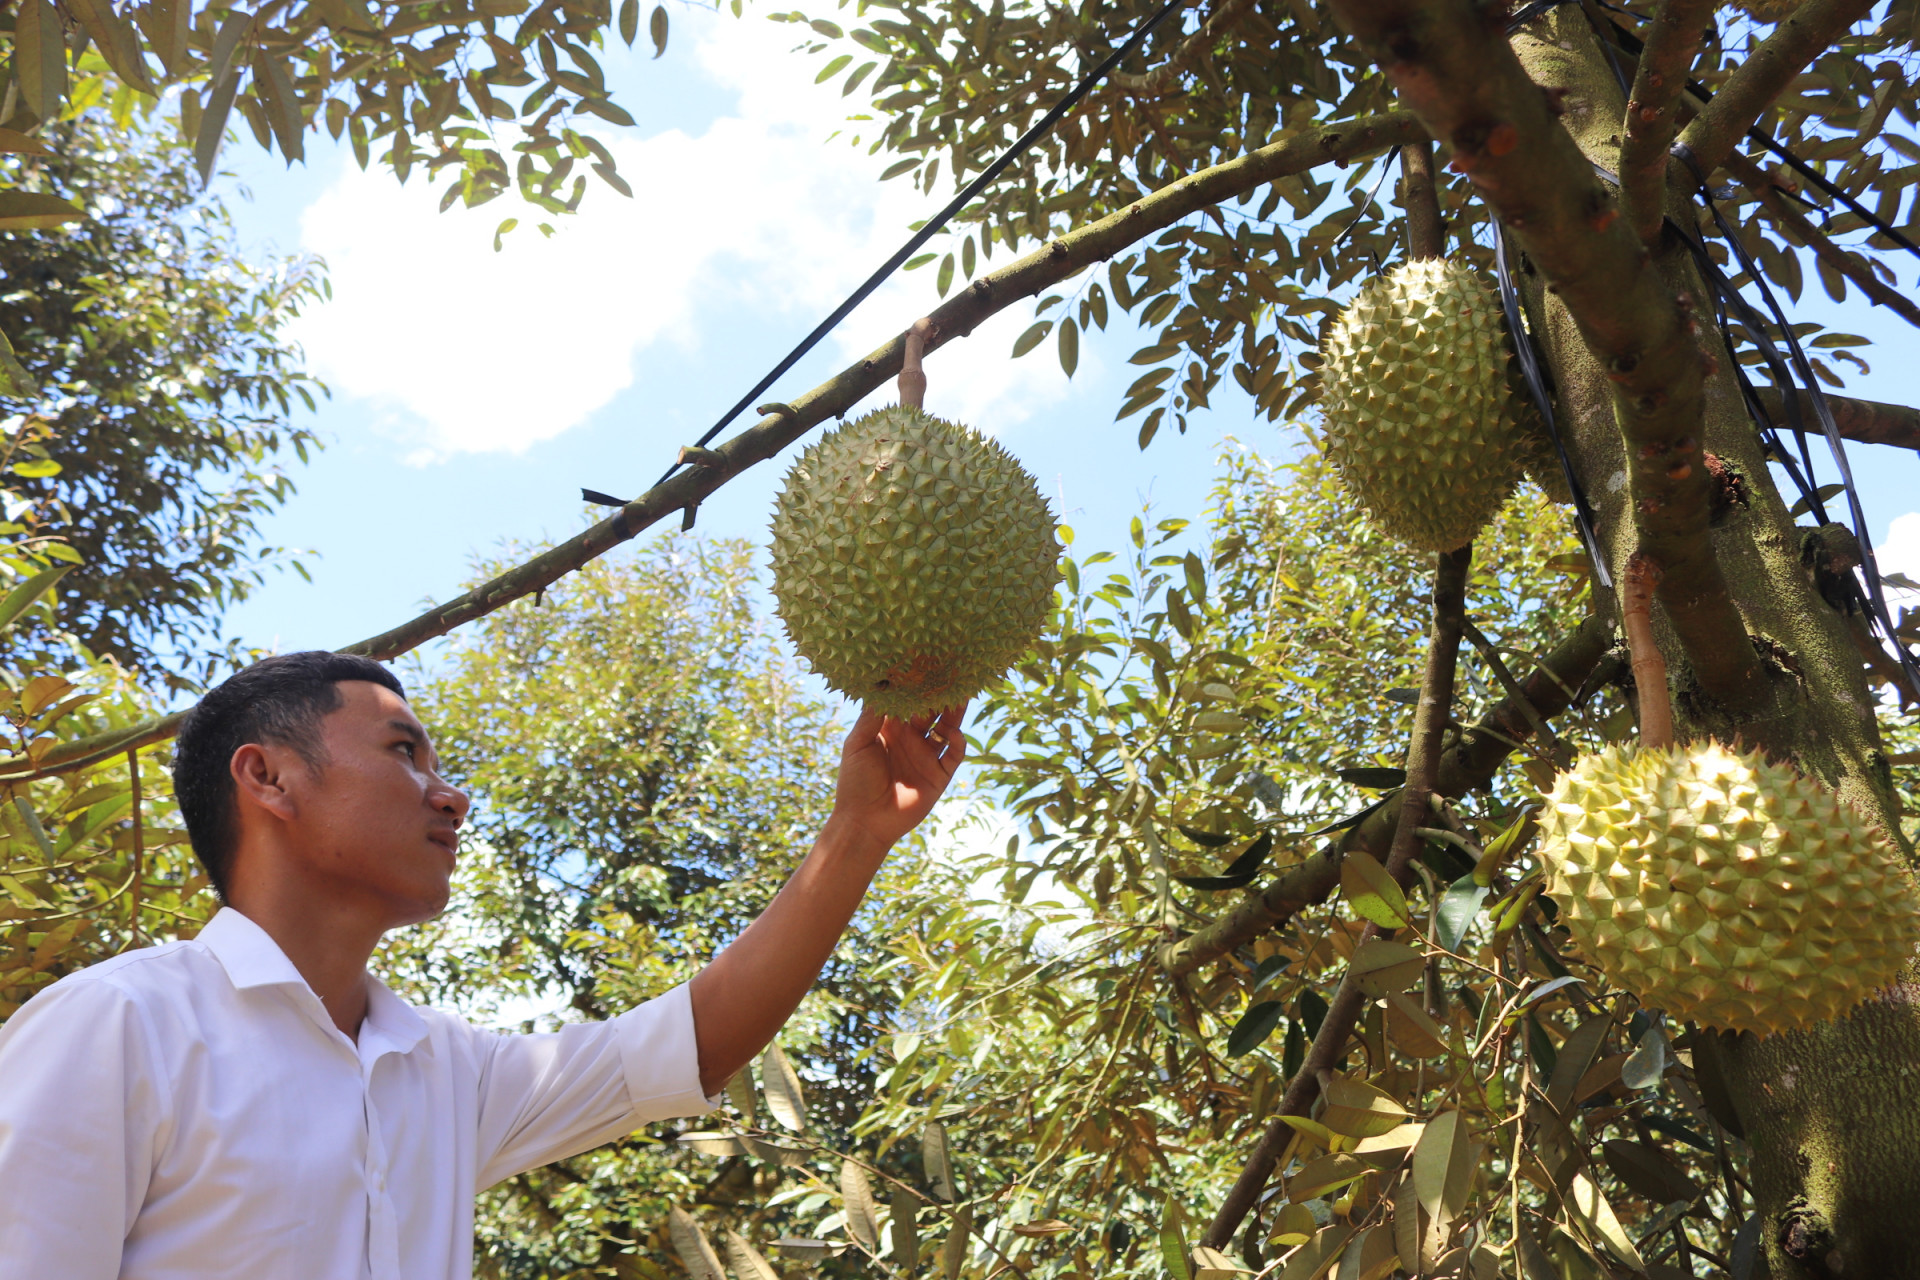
[1623,552,1674,749]
[898,317,934,409]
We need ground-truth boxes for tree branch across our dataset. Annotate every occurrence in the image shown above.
[1757,389,1920,452]
[1674,0,1876,178]
[1156,612,1616,978]
[1328,0,1766,711]
[1619,0,1716,243]
[0,112,1430,782]
[1200,546,1471,1252]
[1721,151,1920,330]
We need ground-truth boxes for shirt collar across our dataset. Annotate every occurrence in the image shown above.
[197,908,428,1056]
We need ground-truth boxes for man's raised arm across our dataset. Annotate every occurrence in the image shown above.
[686,703,965,1095]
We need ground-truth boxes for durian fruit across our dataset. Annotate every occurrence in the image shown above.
[769,404,1059,719]
[1538,740,1920,1036]
[1318,259,1535,551]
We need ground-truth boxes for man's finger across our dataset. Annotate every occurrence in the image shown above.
[843,705,886,757]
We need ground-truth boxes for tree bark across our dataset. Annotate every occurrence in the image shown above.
[1506,12,1920,1276]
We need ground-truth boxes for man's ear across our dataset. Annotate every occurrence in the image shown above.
[230,742,303,823]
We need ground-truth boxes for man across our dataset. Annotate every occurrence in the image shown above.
[0,651,965,1278]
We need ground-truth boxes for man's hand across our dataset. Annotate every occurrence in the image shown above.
[686,701,967,1094]
[828,703,969,855]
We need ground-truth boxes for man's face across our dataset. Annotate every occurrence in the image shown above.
[280,680,470,927]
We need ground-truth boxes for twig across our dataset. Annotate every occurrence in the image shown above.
[1618,0,1717,243]
[1199,544,1471,1250]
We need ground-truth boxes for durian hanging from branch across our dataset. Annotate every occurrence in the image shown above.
[1317,259,1537,552]
[769,319,1061,719]
[1536,556,1920,1037]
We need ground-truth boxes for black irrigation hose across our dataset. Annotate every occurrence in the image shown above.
[1491,217,1615,590]
[1671,144,1920,700]
[581,0,1192,507]
[1589,3,1920,261]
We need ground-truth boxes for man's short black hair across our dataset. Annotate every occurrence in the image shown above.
[172,651,405,901]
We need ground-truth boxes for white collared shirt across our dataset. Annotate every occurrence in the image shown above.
[0,908,713,1279]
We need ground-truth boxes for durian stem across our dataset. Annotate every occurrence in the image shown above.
[1400,140,1444,260]
[1623,551,1675,750]
[1200,544,1472,1252]
[898,317,934,409]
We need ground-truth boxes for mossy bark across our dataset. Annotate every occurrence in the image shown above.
[1509,12,1920,1274]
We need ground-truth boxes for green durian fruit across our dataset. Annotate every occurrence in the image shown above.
[1319,259,1534,551]
[1538,740,1920,1037]
[769,404,1059,719]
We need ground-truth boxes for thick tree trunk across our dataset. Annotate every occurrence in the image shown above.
[1508,12,1920,1274]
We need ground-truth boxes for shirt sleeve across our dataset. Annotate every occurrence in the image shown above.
[472,982,714,1190]
[0,977,165,1280]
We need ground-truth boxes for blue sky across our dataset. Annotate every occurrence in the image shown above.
[207,7,1920,673]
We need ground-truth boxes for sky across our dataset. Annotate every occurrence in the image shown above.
[206,7,1920,676]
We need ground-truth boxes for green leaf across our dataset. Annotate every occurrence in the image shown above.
[1601,1139,1697,1204]
[0,566,70,633]
[0,193,86,231]
[1566,1172,1645,1270]
[1349,939,1423,996]
[936,253,954,297]
[1340,850,1409,929]
[890,1186,920,1268]
[760,1042,807,1132]
[921,1121,954,1200]
[1620,1024,1666,1090]
[880,158,918,181]
[1320,1076,1409,1138]
[1288,1152,1367,1200]
[618,0,639,44]
[1159,1198,1189,1280]
[724,1230,781,1280]
[1011,321,1052,358]
[940,1204,972,1280]
[1475,808,1538,886]
[1411,1109,1466,1217]
[668,1207,726,1280]
[1175,832,1273,890]
[1058,317,1079,377]
[65,0,156,94]
[815,53,852,84]
[1787,482,1847,519]
[650,4,670,57]
[16,0,69,124]
[1226,1000,1285,1056]
[841,1160,879,1249]
[0,328,37,398]
[1435,875,1487,952]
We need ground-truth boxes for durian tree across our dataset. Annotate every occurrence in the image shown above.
[754,0,1920,1275]
[9,0,1920,1274]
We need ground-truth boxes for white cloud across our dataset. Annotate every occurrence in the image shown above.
[1878,511,1920,609]
[289,13,1083,459]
